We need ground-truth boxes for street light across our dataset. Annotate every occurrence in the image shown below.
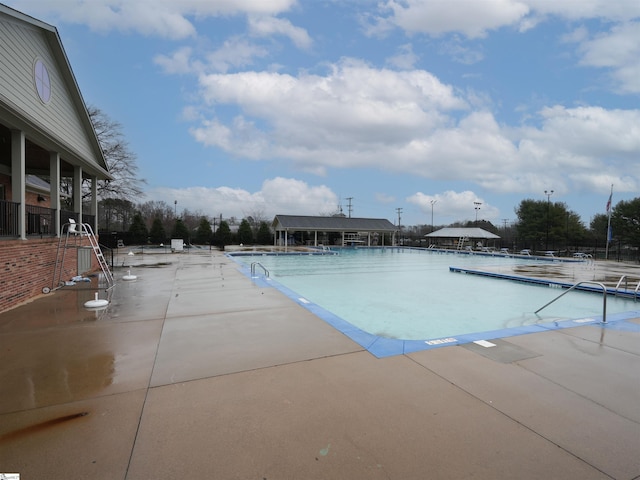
[545,189,554,250]
[474,201,482,226]
[430,199,437,232]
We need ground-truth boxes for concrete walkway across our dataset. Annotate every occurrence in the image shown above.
[1,250,639,479]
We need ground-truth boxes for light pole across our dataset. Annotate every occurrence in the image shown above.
[430,200,437,232]
[474,201,482,226]
[174,200,177,218]
[545,189,554,250]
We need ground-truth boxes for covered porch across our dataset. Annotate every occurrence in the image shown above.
[0,124,101,239]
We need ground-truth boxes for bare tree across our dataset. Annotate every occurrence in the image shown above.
[88,105,146,200]
[243,208,269,231]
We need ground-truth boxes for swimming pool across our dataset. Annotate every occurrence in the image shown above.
[231,248,640,356]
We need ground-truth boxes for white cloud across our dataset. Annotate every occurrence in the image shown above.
[576,21,640,94]
[145,177,338,219]
[386,43,419,69]
[248,15,313,50]
[154,47,197,75]
[187,59,640,200]
[526,0,640,22]
[377,0,530,38]
[8,0,298,38]
[192,59,468,166]
[205,37,270,73]
[407,190,500,223]
[373,0,640,39]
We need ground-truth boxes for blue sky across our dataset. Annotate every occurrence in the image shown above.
[8,0,640,227]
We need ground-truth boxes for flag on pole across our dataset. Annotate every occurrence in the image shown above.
[605,184,614,260]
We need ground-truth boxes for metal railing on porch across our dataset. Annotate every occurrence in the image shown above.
[0,201,94,238]
[26,204,56,237]
[0,200,19,237]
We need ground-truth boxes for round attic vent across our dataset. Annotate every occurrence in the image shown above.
[34,59,51,103]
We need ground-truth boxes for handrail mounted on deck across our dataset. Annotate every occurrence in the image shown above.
[535,281,608,324]
[250,262,269,278]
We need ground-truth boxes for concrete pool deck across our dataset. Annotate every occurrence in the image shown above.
[1,250,639,479]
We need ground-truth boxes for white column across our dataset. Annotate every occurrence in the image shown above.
[73,165,82,224]
[49,152,60,236]
[11,130,26,239]
[90,175,98,232]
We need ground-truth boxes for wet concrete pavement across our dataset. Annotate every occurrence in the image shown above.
[0,250,639,479]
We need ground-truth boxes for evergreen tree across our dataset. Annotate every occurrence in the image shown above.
[149,217,166,244]
[213,220,232,248]
[611,197,640,248]
[171,218,190,243]
[256,221,272,245]
[128,212,148,244]
[237,218,254,244]
[195,217,213,245]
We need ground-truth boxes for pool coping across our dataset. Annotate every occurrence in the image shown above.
[228,252,640,358]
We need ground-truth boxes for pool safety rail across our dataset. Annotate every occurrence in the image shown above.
[536,281,608,323]
[250,262,269,278]
[614,275,640,300]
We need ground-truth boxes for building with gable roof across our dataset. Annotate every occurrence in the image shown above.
[0,3,111,311]
[272,214,398,248]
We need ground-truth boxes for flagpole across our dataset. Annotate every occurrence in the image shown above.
[605,184,613,260]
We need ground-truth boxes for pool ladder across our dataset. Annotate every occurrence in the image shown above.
[250,262,269,278]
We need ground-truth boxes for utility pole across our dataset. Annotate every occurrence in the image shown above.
[545,189,554,251]
[346,197,353,218]
[430,200,437,233]
[396,207,403,245]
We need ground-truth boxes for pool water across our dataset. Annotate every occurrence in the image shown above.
[233,248,639,341]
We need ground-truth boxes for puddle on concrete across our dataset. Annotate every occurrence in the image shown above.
[0,279,113,332]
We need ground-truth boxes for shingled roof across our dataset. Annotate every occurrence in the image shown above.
[425,227,500,239]
[273,215,397,232]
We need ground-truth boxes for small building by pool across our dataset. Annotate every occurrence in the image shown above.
[426,227,500,250]
[272,214,398,248]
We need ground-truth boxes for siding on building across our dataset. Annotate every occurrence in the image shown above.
[0,12,104,173]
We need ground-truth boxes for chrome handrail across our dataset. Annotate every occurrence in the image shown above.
[535,281,608,323]
[250,262,269,277]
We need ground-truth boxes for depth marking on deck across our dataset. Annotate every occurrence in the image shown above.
[425,337,457,346]
[573,318,596,323]
[298,297,311,304]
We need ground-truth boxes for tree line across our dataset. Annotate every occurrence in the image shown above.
[98,198,273,248]
[403,197,640,260]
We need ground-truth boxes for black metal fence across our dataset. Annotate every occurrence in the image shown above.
[0,201,95,238]
[0,200,19,237]
[25,204,55,236]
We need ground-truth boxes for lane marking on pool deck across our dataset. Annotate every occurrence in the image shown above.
[473,340,497,348]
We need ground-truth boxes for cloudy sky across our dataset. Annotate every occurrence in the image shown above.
[8,0,640,226]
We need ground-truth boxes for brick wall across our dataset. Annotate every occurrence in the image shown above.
[0,236,98,313]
